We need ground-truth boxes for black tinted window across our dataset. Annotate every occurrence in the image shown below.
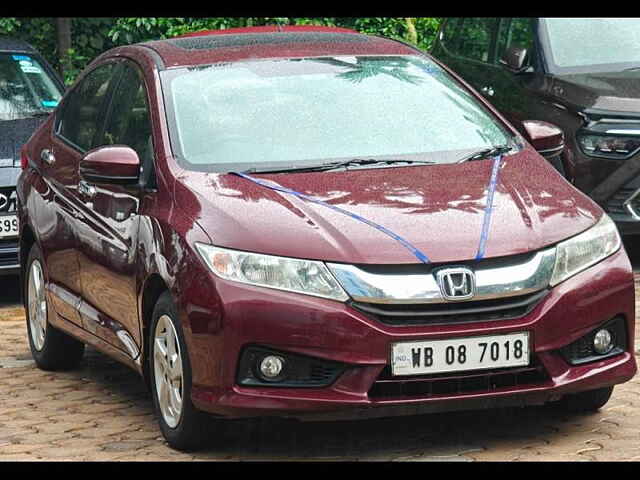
[57,63,116,151]
[497,18,536,66]
[101,63,153,165]
[444,18,497,63]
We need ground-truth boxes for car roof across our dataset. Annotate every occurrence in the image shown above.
[138,26,419,69]
[0,38,37,54]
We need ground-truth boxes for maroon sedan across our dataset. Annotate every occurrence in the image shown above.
[16,26,637,450]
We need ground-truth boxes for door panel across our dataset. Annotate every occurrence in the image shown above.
[76,184,141,353]
[39,61,120,327]
[76,61,153,357]
[40,134,85,326]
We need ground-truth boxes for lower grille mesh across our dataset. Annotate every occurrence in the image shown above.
[351,290,548,326]
[368,358,549,399]
[0,239,19,267]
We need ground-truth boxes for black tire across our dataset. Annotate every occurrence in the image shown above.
[560,386,614,413]
[149,291,211,451]
[24,243,84,371]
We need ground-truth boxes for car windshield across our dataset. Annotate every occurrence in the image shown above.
[161,55,513,172]
[540,18,640,74]
[0,52,63,121]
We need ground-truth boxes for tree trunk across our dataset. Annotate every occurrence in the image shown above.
[56,18,72,80]
[405,18,418,45]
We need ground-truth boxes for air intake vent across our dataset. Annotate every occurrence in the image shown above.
[369,357,549,399]
[350,289,548,326]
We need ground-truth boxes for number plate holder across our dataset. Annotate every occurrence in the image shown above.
[0,213,18,239]
[390,332,530,376]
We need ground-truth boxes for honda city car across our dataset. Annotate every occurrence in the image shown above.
[17,26,637,450]
[0,38,63,276]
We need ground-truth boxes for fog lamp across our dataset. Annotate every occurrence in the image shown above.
[259,355,285,379]
[593,329,613,354]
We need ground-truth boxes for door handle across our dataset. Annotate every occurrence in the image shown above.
[78,180,97,199]
[481,86,495,97]
[41,149,55,165]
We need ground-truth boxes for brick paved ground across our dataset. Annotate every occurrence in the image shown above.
[0,261,639,461]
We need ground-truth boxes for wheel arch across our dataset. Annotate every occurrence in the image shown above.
[139,273,171,386]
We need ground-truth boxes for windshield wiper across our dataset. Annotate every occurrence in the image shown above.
[241,158,436,174]
[26,110,53,118]
[623,66,640,72]
[456,145,513,164]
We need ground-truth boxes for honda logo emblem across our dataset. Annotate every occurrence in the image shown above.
[436,267,476,301]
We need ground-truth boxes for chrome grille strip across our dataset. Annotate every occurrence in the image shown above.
[327,248,556,305]
[622,187,640,220]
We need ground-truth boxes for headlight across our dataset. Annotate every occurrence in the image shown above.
[195,243,349,301]
[550,214,621,286]
[578,132,640,159]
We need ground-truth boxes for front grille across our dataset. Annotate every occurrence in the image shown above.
[350,289,548,326]
[606,187,639,216]
[0,239,19,267]
[368,357,549,400]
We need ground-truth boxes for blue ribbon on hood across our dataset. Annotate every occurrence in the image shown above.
[231,155,502,265]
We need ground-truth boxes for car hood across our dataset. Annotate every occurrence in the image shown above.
[553,70,640,113]
[0,116,47,168]
[174,149,602,265]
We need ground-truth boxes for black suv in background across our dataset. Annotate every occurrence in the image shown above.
[0,38,64,275]
[431,18,640,234]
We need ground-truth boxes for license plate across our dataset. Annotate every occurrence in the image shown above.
[0,214,18,239]
[391,332,530,376]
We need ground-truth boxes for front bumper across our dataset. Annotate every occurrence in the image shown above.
[184,248,637,420]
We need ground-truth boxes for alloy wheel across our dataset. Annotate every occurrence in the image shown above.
[153,314,184,428]
[27,259,47,351]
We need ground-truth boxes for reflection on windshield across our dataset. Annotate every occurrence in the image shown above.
[0,53,62,121]
[315,57,425,85]
[163,55,512,172]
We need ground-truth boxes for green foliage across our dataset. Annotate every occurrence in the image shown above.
[0,17,442,84]
[0,17,116,84]
[0,18,21,34]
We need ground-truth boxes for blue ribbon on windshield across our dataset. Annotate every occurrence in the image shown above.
[231,171,431,264]
[475,155,502,260]
[232,155,501,265]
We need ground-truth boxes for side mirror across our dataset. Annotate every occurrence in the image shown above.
[499,45,529,73]
[522,120,565,159]
[79,145,140,185]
